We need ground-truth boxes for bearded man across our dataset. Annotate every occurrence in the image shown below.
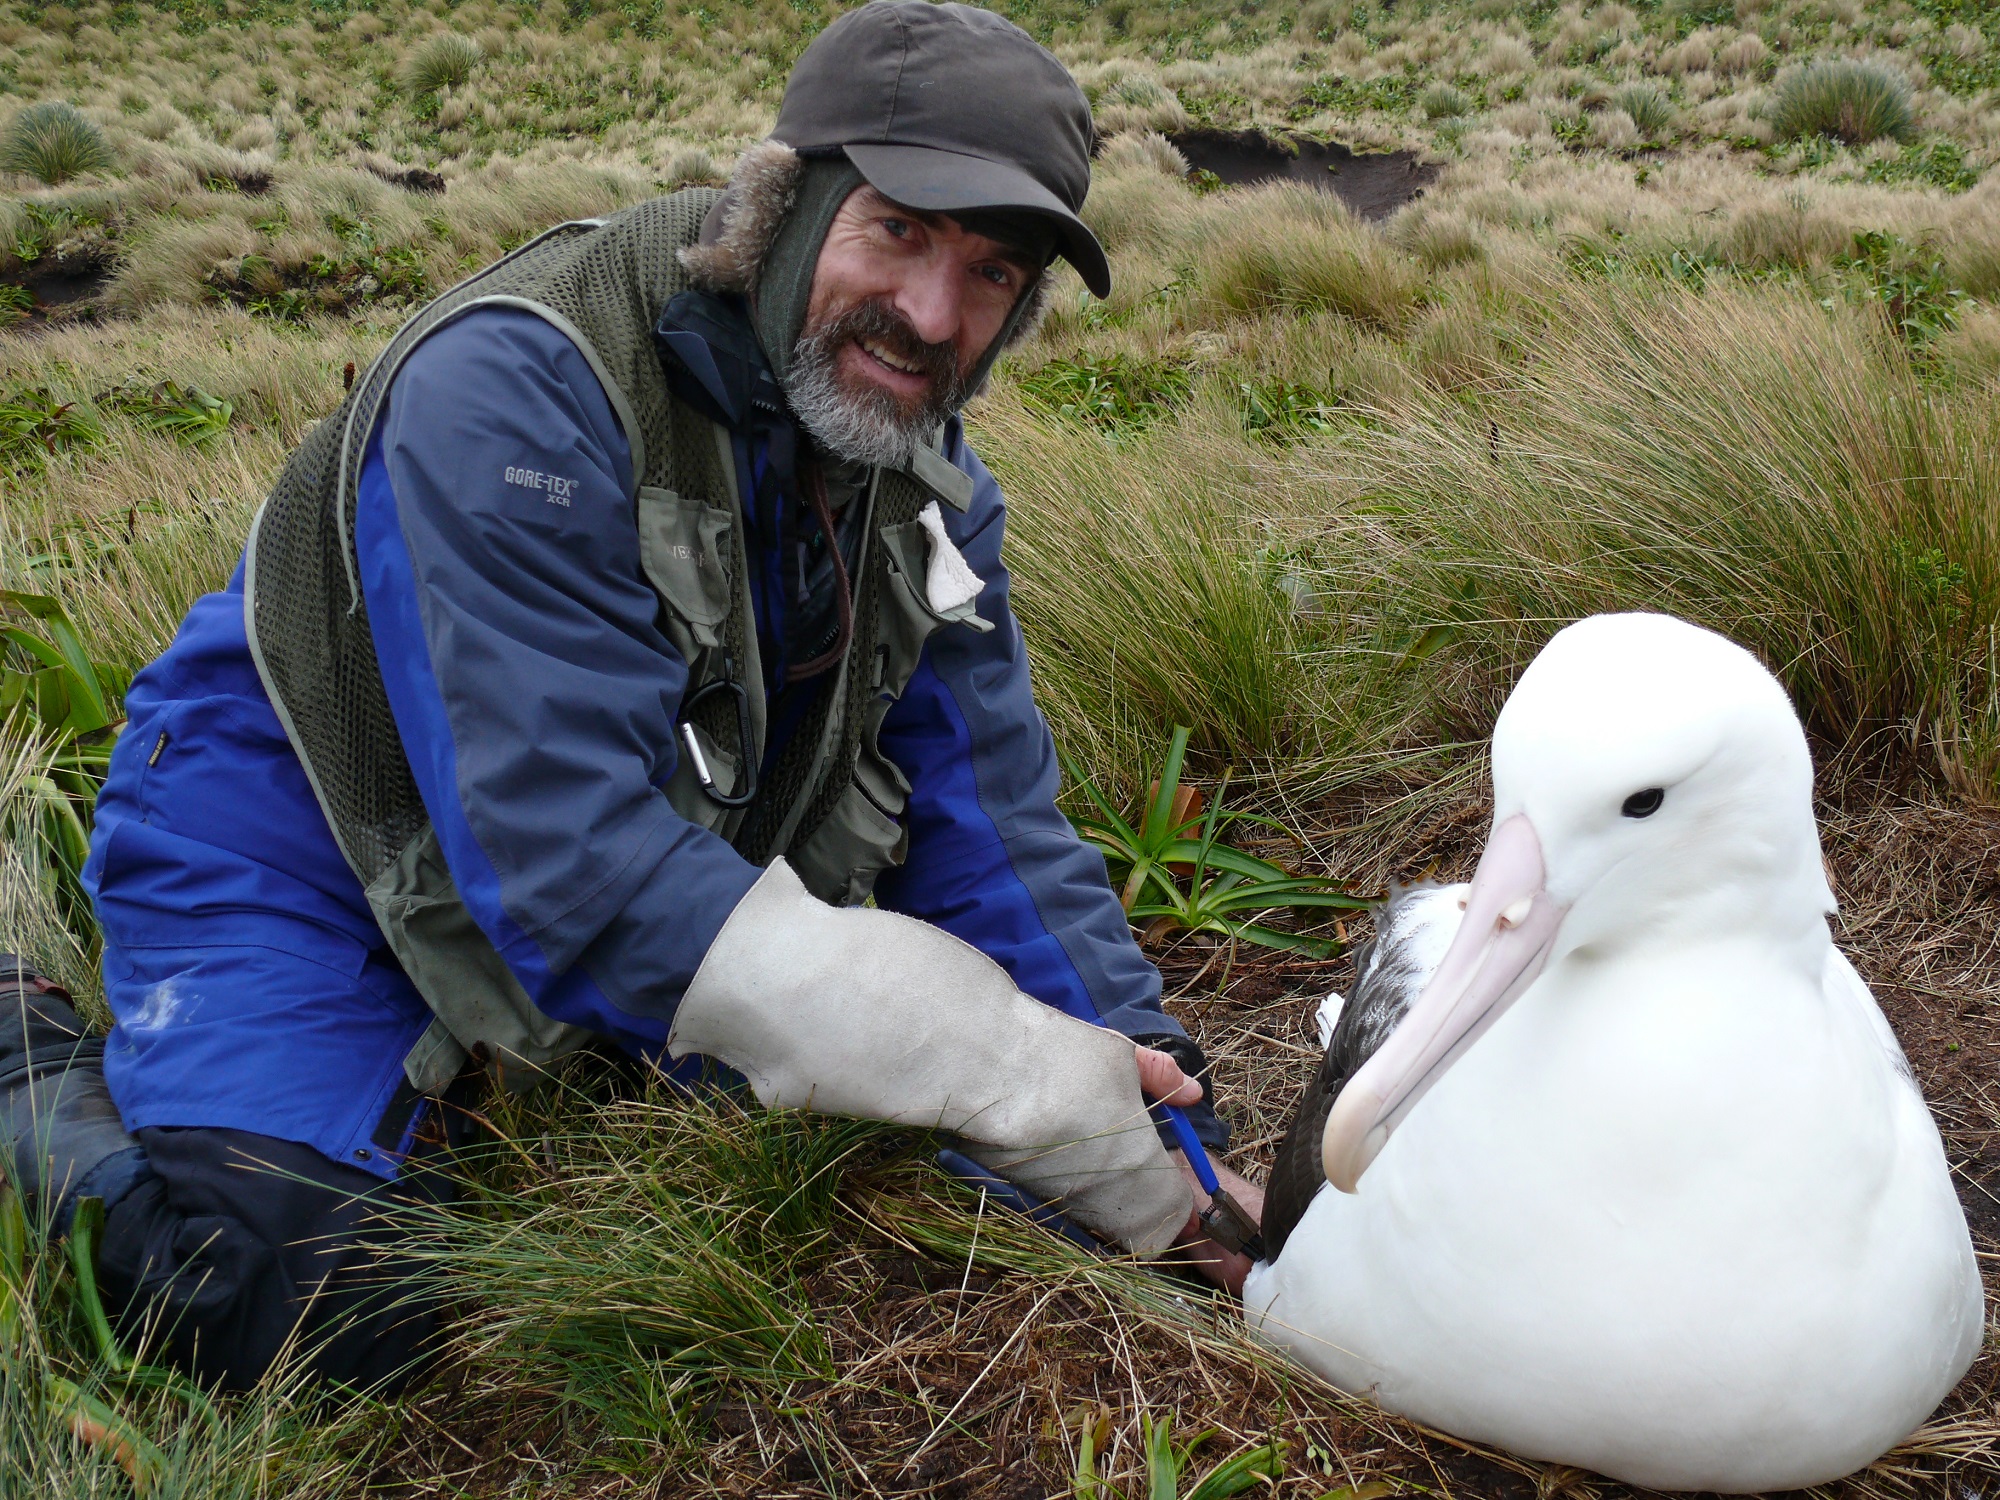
[0,0,1262,1390]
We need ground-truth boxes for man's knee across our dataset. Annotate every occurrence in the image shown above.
[97,1126,443,1393]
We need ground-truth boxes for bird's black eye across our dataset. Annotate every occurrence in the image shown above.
[1621,787,1665,819]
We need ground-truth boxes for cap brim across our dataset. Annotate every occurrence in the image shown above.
[842,142,1111,298]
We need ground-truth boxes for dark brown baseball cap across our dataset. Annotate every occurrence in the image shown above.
[774,1,1110,297]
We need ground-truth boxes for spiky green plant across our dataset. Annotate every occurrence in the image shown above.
[1073,1405,1284,1499]
[0,389,101,474]
[1769,58,1916,146]
[0,103,113,187]
[401,32,482,100]
[1064,725,1371,955]
[99,378,234,447]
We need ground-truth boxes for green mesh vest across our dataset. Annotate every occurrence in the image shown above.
[244,189,986,1093]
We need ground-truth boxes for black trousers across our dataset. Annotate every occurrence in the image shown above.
[96,1125,449,1393]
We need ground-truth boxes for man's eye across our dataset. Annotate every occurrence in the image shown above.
[979,265,1013,287]
[881,218,910,238]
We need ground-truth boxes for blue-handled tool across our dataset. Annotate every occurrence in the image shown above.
[935,1044,1267,1262]
[1154,1101,1267,1262]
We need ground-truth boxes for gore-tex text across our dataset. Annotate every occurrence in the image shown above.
[504,465,577,506]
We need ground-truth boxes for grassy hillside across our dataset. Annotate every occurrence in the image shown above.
[2,0,1998,1493]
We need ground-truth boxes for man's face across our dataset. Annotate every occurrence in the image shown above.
[784,185,1038,466]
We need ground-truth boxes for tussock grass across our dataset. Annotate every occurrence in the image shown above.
[1194,188,1423,329]
[0,103,113,187]
[1318,283,2000,786]
[983,395,1351,779]
[1770,58,1919,147]
[400,32,482,101]
[1418,82,1474,121]
[1609,80,1677,140]
[412,1085,887,1447]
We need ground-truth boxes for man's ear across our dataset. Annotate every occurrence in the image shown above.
[679,138,805,296]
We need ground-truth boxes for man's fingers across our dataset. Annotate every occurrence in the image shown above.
[1134,1044,1203,1105]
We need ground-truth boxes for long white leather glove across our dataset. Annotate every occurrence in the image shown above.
[666,860,1193,1255]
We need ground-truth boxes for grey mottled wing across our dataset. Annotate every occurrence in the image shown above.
[1259,881,1467,1262]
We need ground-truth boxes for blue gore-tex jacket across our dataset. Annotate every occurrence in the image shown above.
[83,305,1222,1181]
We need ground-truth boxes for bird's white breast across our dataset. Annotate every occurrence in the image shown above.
[1245,933,1982,1492]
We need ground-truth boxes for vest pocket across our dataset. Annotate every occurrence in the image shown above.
[636,485,734,658]
[788,748,911,907]
[877,520,991,699]
[365,826,590,1092]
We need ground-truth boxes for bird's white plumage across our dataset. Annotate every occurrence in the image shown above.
[1245,613,1982,1492]
[1314,991,1343,1049]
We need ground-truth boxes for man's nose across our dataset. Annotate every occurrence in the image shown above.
[892,258,964,350]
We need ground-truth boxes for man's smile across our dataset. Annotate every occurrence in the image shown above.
[843,336,933,397]
[861,338,922,374]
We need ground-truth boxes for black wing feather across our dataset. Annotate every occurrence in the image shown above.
[1259,882,1462,1262]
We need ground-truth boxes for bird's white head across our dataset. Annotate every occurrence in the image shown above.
[1321,612,1835,1192]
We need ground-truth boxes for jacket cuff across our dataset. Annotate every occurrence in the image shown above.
[1130,1031,1232,1152]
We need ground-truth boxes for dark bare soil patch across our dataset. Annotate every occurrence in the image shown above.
[1166,129,1441,220]
[203,166,273,195]
[2,240,117,333]
[362,160,448,195]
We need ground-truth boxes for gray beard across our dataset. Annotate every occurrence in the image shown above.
[782,349,932,467]
[781,308,970,467]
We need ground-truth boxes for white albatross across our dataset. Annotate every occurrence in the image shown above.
[1245,612,1983,1493]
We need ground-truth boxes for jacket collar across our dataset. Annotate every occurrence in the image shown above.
[653,288,787,430]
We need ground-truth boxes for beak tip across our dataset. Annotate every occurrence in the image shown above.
[1320,1098,1385,1194]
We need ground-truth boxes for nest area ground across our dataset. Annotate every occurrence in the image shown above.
[357,771,2000,1500]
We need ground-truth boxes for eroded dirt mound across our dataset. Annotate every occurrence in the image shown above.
[1167,128,1440,220]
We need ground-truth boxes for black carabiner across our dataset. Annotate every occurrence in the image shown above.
[676,656,758,809]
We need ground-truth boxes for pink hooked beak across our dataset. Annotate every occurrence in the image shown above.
[1321,815,1569,1193]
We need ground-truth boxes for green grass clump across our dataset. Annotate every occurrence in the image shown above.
[0,104,112,188]
[1418,82,1475,120]
[1610,81,1678,139]
[1014,353,1192,437]
[1331,282,2000,786]
[1769,58,1916,146]
[401,32,482,100]
[1198,189,1423,328]
[409,1083,897,1448]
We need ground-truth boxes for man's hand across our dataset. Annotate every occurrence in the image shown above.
[1133,1044,1264,1296]
[1169,1154,1264,1296]
[1134,1044,1203,1107]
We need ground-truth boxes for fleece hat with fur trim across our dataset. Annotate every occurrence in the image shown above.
[771,0,1109,298]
